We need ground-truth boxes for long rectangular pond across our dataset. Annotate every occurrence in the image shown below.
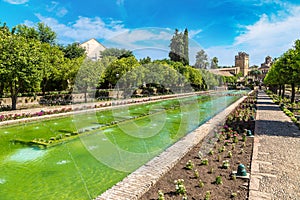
[0,91,245,199]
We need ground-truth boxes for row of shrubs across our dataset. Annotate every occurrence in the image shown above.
[266,90,300,128]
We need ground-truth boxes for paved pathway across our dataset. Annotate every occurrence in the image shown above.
[249,90,300,200]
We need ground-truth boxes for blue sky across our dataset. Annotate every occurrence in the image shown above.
[1,0,300,66]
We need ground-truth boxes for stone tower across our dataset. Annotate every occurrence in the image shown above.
[235,52,249,76]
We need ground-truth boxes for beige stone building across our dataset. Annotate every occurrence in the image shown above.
[258,56,273,80]
[209,52,249,77]
[235,52,249,76]
[80,38,106,61]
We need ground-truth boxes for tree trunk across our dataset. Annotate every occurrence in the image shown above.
[0,82,4,97]
[291,83,295,103]
[11,95,17,110]
[278,85,282,96]
[84,91,87,103]
[42,78,48,96]
[281,84,285,99]
[84,84,88,103]
[10,84,18,110]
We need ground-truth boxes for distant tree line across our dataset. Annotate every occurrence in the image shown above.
[0,22,228,110]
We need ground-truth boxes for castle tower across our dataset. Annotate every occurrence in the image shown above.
[235,52,249,76]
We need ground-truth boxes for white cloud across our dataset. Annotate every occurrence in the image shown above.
[45,1,68,17]
[29,14,128,44]
[107,28,172,48]
[207,5,300,66]
[3,0,28,4]
[56,7,68,17]
[189,29,202,38]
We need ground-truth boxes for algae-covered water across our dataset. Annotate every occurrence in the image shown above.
[0,92,243,199]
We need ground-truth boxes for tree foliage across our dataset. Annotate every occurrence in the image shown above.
[60,42,86,59]
[264,39,300,102]
[169,29,189,65]
[195,49,209,69]
[0,28,42,109]
[75,59,105,102]
[15,22,57,45]
[211,57,219,69]
[100,48,133,59]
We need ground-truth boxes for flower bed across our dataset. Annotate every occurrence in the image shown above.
[140,92,256,200]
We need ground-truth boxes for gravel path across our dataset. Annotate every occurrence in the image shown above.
[249,90,300,200]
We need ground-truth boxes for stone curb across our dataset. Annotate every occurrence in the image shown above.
[95,94,248,200]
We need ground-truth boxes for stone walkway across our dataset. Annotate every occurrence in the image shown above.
[249,90,300,200]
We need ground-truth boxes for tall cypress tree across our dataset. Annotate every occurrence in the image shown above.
[183,28,189,65]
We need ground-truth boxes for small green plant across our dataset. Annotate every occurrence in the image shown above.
[222,160,230,169]
[232,174,236,181]
[224,140,230,146]
[219,145,226,153]
[174,179,186,195]
[182,194,188,200]
[201,158,209,165]
[242,134,247,142]
[158,190,165,200]
[217,155,221,162]
[209,167,214,174]
[231,143,235,150]
[209,149,214,155]
[233,136,238,143]
[231,192,237,198]
[199,179,204,188]
[228,151,232,158]
[215,176,223,184]
[205,191,211,200]
[194,169,199,178]
[186,160,194,170]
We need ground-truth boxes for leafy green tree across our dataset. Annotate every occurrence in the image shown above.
[100,48,133,59]
[186,66,203,90]
[249,69,262,81]
[74,59,105,102]
[211,57,218,69]
[14,24,39,40]
[139,56,151,65]
[36,22,57,45]
[104,56,140,87]
[195,49,209,69]
[200,69,222,89]
[60,42,86,59]
[58,56,85,92]
[169,29,185,64]
[0,29,42,110]
[39,43,65,95]
[15,22,56,45]
[264,41,300,102]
